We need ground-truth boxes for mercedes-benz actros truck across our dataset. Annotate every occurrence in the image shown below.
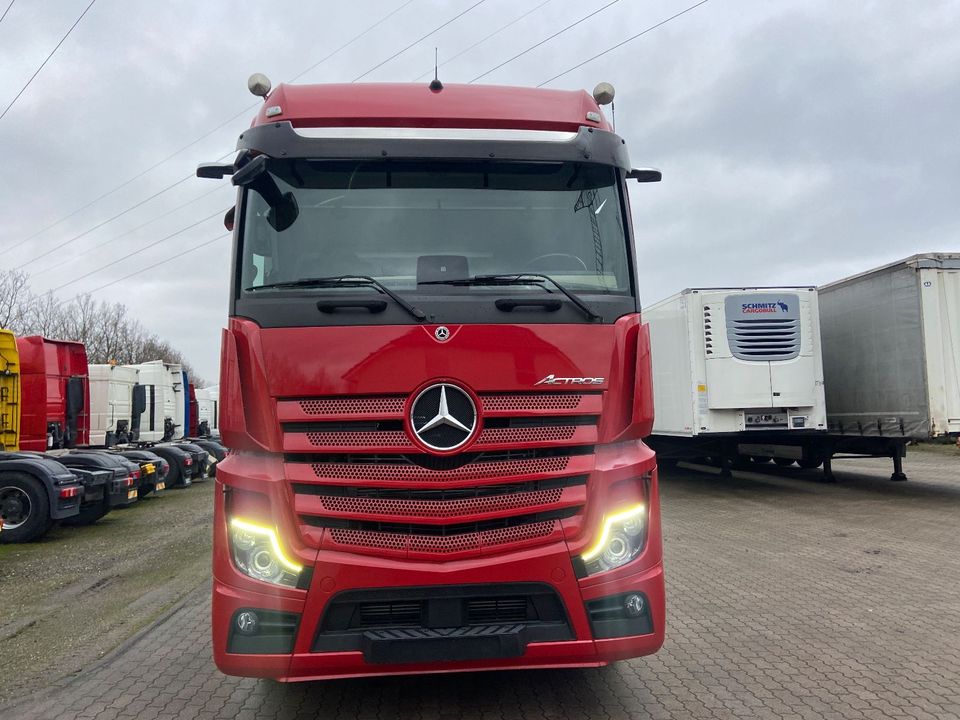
[198,77,665,680]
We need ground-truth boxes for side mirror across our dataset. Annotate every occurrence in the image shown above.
[266,194,299,232]
[232,155,268,187]
[197,162,235,179]
[233,156,299,232]
[224,206,235,232]
[627,167,662,183]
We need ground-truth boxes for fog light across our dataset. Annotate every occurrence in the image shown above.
[235,610,259,635]
[624,594,645,617]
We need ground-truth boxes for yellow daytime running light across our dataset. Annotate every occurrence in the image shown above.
[581,503,646,562]
[229,517,303,573]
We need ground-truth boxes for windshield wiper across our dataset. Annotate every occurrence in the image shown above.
[421,273,601,321]
[246,275,426,321]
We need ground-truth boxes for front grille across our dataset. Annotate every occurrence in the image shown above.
[285,392,598,555]
[480,393,585,412]
[299,397,405,416]
[306,507,578,535]
[358,601,422,627]
[466,597,529,624]
[329,519,559,554]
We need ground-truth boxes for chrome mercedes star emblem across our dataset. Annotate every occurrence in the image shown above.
[410,383,477,451]
[434,326,450,341]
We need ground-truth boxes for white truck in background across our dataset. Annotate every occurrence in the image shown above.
[131,360,183,442]
[646,287,910,480]
[194,386,219,438]
[88,364,141,446]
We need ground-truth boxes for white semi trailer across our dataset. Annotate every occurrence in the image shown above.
[646,286,909,480]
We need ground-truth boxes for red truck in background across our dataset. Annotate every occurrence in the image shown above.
[16,336,90,452]
[198,78,664,680]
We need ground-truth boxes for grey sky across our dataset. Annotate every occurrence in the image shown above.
[1,0,957,382]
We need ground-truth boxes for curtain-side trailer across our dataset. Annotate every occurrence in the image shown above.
[819,252,960,441]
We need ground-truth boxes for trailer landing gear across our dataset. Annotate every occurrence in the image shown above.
[821,456,836,483]
[891,451,908,482]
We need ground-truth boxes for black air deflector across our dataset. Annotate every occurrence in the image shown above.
[236,123,633,170]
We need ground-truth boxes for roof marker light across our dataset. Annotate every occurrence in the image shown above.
[592,82,615,105]
[248,73,272,100]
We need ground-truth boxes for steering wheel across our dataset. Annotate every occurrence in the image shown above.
[524,253,588,272]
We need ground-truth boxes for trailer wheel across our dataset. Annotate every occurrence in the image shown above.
[62,498,110,527]
[797,457,823,469]
[749,456,773,464]
[773,458,796,467]
[0,473,54,543]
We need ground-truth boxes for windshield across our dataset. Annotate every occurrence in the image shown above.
[239,160,631,295]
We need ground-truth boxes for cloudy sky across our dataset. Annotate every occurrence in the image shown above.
[0,0,957,382]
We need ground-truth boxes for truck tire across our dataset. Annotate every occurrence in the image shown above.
[62,498,110,527]
[0,472,54,543]
[773,458,796,467]
[797,457,823,469]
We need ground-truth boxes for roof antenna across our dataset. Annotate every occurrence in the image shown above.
[429,48,443,92]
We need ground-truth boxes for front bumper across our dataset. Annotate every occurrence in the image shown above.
[211,445,665,680]
[213,552,664,680]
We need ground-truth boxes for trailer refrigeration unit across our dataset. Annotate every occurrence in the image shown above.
[646,287,911,480]
[819,253,960,441]
[646,288,828,465]
[196,76,666,680]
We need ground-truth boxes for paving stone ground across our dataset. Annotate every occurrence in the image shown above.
[5,449,960,719]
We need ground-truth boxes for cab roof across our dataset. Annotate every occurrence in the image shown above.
[251,83,612,133]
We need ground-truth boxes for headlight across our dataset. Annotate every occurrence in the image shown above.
[579,503,647,575]
[228,518,303,588]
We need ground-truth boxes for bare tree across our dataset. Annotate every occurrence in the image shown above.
[22,292,66,338]
[3,276,206,383]
[0,269,31,329]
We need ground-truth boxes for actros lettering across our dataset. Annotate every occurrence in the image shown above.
[534,374,605,386]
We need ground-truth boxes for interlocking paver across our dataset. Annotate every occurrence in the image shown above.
[4,450,959,719]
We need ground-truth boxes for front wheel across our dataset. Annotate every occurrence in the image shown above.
[0,473,54,543]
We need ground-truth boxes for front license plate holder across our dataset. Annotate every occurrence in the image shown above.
[361,625,526,664]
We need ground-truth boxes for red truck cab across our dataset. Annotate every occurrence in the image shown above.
[16,336,90,451]
[201,80,664,680]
